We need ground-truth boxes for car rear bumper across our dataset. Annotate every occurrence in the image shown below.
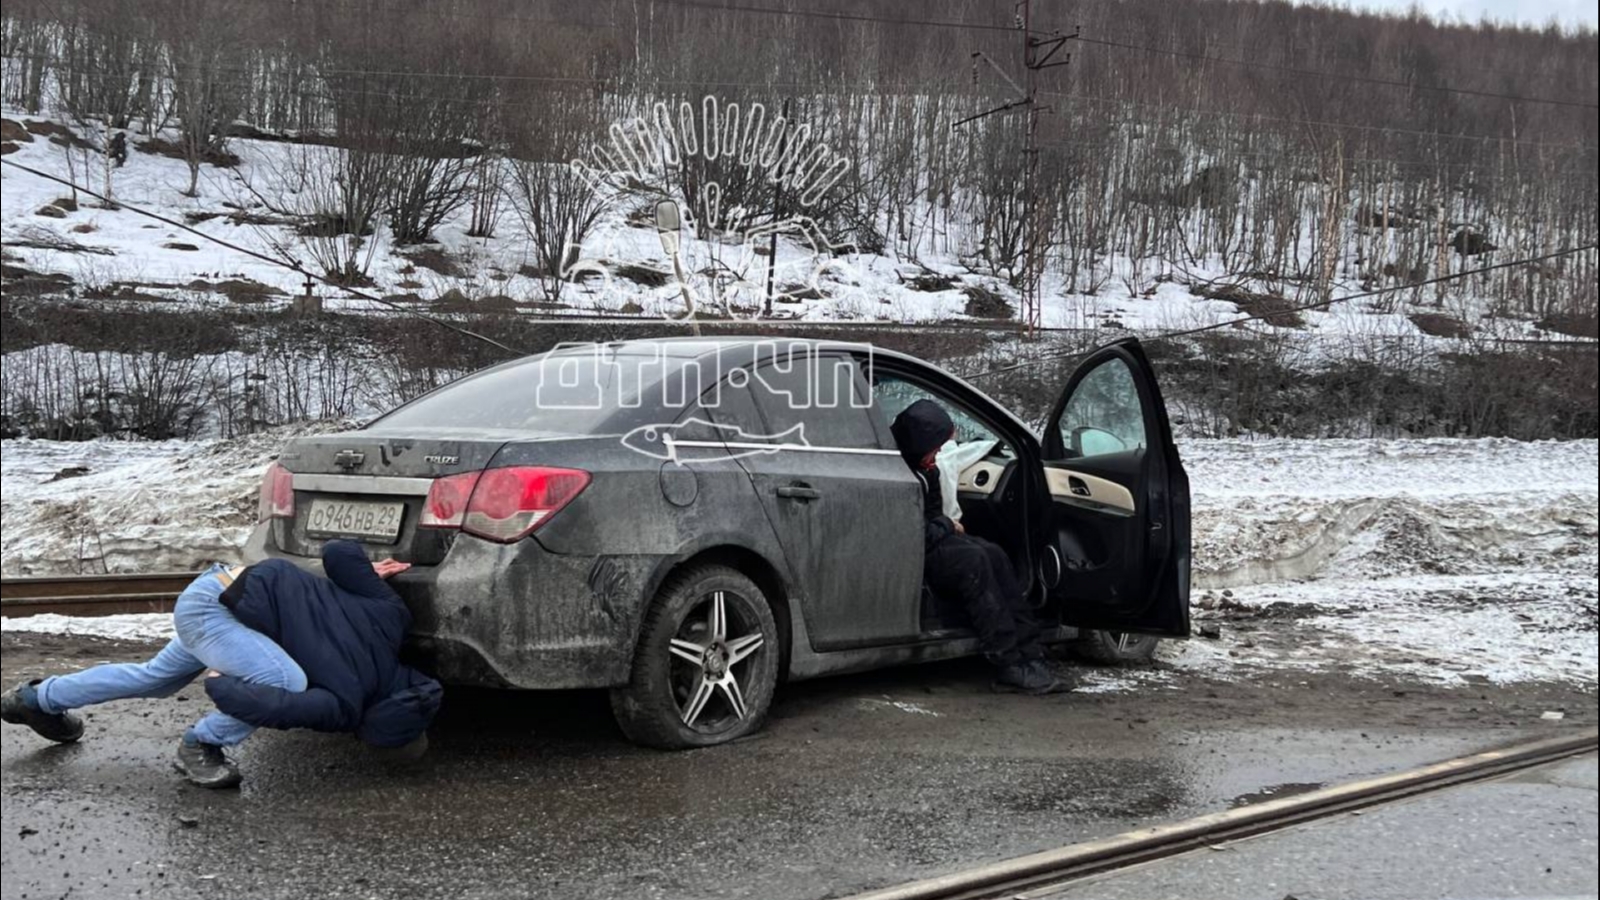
[241,525,666,690]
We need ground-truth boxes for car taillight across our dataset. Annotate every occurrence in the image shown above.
[257,462,295,521]
[461,466,590,543]
[420,470,482,529]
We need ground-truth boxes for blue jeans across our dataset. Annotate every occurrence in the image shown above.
[36,564,307,746]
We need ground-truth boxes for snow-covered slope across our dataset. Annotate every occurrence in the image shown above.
[1,109,1570,340]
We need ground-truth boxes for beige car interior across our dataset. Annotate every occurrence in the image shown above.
[956,459,1136,516]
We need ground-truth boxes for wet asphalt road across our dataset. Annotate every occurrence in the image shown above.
[3,635,1595,900]
[1050,753,1599,900]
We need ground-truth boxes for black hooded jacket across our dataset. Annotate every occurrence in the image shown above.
[890,399,958,549]
[204,541,442,748]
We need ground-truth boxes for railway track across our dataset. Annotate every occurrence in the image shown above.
[840,729,1599,900]
[0,572,200,618]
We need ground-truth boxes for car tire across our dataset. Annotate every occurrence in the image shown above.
[610,564,781,750]
[1069,630,1160,666]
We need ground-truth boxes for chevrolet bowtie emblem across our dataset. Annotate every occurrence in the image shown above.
[333,449,365,470]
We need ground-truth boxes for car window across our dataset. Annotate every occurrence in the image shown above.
[371,351,685,434]
[745,356,878,449]
[700,369,768,439]
[1058,359,1147,458]
[872,375,1012,456]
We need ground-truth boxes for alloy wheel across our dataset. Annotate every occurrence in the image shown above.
[666,590,766,730]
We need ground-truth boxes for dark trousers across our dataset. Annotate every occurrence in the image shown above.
[925,533,1042,666]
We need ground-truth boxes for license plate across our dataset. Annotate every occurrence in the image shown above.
[305,499,405,542]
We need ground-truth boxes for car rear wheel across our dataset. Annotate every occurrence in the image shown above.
[610,564,780,750]
[1069,629,1160,666]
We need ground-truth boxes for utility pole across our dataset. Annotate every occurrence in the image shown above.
[763,98,792,318]
[957,1,1076,338]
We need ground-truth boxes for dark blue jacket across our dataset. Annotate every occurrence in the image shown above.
[204,541,442,748]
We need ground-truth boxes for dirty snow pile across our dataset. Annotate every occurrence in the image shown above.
[1163,438,1599,687]
[0,423,348,575]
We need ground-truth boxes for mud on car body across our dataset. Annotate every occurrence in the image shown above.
[243,337,1190,748]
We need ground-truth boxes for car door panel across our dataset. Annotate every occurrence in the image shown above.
[1043,466,1135,516]
[1044,339,1191,637]
[712,353,925,651]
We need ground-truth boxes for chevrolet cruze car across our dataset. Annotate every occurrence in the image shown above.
[244,337,1190,748]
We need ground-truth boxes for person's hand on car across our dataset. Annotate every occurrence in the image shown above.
[952,520,965,534]
[372,559,411,580]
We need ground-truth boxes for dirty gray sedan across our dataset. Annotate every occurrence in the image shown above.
[244,337,1190,748]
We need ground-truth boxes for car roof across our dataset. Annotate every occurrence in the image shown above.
[547,336,875,361]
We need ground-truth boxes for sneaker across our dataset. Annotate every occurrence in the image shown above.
[0,681,84,743]
[994,659,1071,695]
[175,737,242,789]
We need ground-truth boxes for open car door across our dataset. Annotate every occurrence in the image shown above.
[1042,338,1190,636]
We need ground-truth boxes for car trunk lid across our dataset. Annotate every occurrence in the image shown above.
[270,432,510,564]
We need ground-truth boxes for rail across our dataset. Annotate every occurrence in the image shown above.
[840,729,1599,900]
[0,572,201,617]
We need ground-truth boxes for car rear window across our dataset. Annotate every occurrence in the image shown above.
[370,352,690,433]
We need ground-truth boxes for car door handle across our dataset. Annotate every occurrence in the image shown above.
[776,484,821,501]
[1068,476,1092,497]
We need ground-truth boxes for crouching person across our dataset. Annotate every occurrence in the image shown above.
[205,540,442,757]
[3,563,310,789]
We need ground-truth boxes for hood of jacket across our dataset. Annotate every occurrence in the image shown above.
[890,399,955,465]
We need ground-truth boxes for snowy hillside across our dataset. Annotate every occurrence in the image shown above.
[2,109,1579,340]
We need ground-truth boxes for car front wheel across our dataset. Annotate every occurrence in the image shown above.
[610,564,780,750]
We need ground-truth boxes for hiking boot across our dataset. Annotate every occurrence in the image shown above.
[1,681,84,743]
[175,738,242,789]
[994,659,1071,695]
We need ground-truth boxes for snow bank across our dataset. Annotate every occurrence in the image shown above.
[1184,438,1599,588]
[1,612,174,642]
[0,423,348,575]
[1163,438,1599,687]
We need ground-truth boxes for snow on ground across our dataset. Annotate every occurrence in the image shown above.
[0,423,346,575]
[1,434,1595,688]
[1183,438,1598,587]
[1,109,1568,341]
[1164,438,1598,687]
[1,612,173,642]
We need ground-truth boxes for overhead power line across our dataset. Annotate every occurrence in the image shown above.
[969,244,1600,380]
[654,0,1037,34]
[0,158,520,356]
[1075,35,1600,111]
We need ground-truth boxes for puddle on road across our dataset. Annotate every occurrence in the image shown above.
[992,757,1192,820]
[1227,780,1326,808]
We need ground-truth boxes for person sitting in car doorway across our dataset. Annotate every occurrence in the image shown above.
[3,541,440,788]
[891,399,1068,695]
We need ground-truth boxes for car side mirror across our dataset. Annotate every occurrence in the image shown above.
[1070,426,1128,457]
